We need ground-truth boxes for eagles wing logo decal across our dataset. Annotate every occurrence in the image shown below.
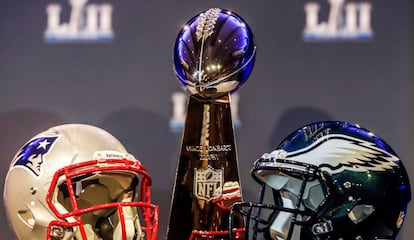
[285,134,399,174]
[13,136,59,177]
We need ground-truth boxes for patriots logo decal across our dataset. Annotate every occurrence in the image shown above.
[286,134,400,174]
[13,136,58,177]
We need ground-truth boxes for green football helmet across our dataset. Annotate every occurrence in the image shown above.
[230,121,411,240]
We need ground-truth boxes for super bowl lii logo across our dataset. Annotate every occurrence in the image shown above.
[44,0,114,43]
[303,0,373,41]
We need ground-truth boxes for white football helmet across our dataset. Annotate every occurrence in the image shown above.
[4,124,159,240]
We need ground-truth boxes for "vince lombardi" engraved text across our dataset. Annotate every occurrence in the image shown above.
[186,145,232,152]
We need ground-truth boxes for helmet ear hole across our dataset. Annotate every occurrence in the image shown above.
[17,209,35,228]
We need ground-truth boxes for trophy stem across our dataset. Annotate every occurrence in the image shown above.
[167,95,244,239]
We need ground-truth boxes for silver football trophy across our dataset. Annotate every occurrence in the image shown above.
[167,8,256,239]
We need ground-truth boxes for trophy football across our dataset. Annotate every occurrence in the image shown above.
[167,8,256,239]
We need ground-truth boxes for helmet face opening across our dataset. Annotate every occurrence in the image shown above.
[46,158,158,240]
[230,121,411,240]
[232,157,327,240]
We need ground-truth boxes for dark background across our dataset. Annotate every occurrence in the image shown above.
[0,0,412,239]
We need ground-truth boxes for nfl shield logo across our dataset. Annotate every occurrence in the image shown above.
[194,166,223,201]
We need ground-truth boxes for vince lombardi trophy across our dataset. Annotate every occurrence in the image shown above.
[167,8,256,240]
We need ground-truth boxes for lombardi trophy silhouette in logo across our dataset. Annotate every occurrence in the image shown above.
[167,8,256,240]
